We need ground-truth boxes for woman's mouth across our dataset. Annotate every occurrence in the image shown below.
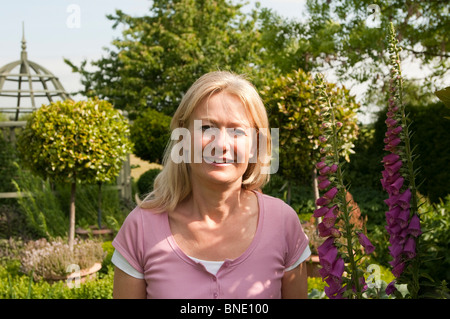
[204,157,234,165]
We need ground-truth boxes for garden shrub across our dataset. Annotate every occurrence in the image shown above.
[0,135,18,192]
[13,164,68,239]
[0,264,114,299]
[137,168,162,196]
[19,238,105,281]
[130,108,171,164]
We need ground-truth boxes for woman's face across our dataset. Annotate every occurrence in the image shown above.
[187,91,255,187]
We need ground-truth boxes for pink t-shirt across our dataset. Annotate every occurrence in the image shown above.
[112,191,309,299]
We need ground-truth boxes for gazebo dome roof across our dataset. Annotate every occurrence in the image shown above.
[0,24,70,120]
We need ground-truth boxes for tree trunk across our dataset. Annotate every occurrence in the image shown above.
[68,181,76,251]
[311,168,321,228]
[97,182,102,229]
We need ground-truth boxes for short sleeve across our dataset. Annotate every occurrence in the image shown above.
[112,207,145,273]
[282,203,310,269]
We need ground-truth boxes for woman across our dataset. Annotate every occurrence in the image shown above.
[112,71,310,299]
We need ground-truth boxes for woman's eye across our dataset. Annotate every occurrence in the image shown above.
[201,125,212,131]
[234,129,246,136]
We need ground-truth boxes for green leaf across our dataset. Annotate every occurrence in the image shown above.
[435,87,450,107]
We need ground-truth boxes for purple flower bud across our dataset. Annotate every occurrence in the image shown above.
[318,179,331,190]
[382,153,400,165]
[316,161,327,170]
[357,233,375,254]
[329,164,338,173]
[316,196,331,207]
[324,187,338,200]
[385,118,398,127]
[313,206,329,218]
[319,165,331,175]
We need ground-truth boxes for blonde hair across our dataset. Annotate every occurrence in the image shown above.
[140,71,271,212]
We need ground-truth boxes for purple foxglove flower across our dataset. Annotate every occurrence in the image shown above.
[318,237,335,257]
[316,196,331,207]
[313,206,329,218]
[319,245,338,271]
[324,187,338,200]
[385,281,397,295]
[407,214,422,237]
[329,257,345,278]
[397,188,411,210]
[382,153,400,165]
[391,261,406,277]
[323,209,337,228]
[324,276,345,299]
[318,222,340,238]
[318,179,331,190]
[403,237,416,259]
[384,193,400,208]
[388,241,403,258]
[385,160,403,176]
[318,174,328,182]
[386,206,402,224]
[357,233,375,254]
[397,209,410,228]
[386,176,404,195]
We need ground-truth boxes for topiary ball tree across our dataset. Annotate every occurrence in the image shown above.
[18,98,133,250]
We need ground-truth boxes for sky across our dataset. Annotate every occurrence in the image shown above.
[0,1,307,102]
[0,0,445,123]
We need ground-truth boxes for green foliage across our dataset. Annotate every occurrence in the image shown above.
[417,195,450,285]
[304,0,449,105]
[19,238,105,281]
[0,264,114,299]
[137,168,162,196]
[261,69,359,183]
[0,237,114,299]
[17,98,132,185]
[0,135,18,192]
[130,108,171,163]
[13,164,68,239]
[65,0,263,116]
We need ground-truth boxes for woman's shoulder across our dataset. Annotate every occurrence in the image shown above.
[256,191,297,218]
[119,204,167,231]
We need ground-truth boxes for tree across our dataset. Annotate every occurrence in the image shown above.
[130,108,171,163]
[65,0,262,117]
[303,0,449,109]
[261,69,359,203]
[17,98,132,250]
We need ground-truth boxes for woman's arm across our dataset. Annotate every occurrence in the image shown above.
[281,261,308,299]
[113,266,147,299]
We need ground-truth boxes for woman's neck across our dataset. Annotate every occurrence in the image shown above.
[187,180,245,224]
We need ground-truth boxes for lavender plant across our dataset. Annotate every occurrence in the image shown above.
[313,74,374,299]
[381,23,423,298]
